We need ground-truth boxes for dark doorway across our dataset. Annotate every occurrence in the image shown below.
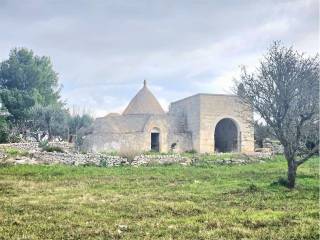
[214,118,238,152]
[151,132,160,152]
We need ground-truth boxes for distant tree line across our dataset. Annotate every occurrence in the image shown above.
[0,48,93,143]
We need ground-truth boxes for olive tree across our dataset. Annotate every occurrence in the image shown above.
[236,42,319,188]
[29,104,68,141]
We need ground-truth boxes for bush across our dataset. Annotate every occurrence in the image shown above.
[42,145,64,153]
[38,140,49,149]
[4,147,29,157]
[99,158,108,167]
[39,140,64,153]
[0,117,9,143]
[185,149,197,154]
[8,134,22,143]
[119,147,140,163]
[270,177,288,187]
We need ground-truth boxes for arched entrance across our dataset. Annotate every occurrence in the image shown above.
[214,118,238,152]
[151,128,160,152]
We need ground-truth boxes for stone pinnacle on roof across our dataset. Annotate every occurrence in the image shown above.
[122,80,165,115]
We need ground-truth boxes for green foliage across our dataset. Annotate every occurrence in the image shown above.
[0,48,60,105]
[39,140,64,153]
[41,145,64,153]
[0,48,93,142]
[68,113,93,147]
[68,114,93,136]
[0,117,9,143]
[38,140,49,149]
[7,132,22,143]
[254,121,274,147]
[271,177,289,187]
[0,156,318,239]
[185,149,197,154]
[29,104,69,140]
[247,183,260,192]
[0,88,35,122]
[4,147,28,157]
[99,158,108,167]
[0,48,62,138]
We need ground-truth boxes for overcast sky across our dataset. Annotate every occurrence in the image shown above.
[0,0,318,117]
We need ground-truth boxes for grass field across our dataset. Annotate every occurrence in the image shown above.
[0,156,318,239]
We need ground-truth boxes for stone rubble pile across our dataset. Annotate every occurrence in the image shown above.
[262,138,284,154]
[131,154,191,166]
[213,158,265,165]
[32,152,129,166]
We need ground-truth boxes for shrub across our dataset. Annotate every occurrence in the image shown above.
[38,140,49,148]
[119,147,140,163]
[7,133,22,143]
[42,145,64,153]
[4,147,29,157]
[185,149,197,154]
[0,117,9,143]
[99,158,108,167]
[39,140,64,153]
[271,177,289,187]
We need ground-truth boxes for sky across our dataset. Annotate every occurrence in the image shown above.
[0,0,318,117]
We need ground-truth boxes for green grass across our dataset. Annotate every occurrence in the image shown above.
[3,147,29,158]
[0,156,318,239]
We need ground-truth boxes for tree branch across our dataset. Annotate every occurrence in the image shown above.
[295,143,319,166]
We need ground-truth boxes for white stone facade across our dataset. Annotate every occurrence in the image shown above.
[169,94,254,153]
[83,83,254,154]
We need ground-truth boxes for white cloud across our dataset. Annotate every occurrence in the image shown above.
[0,0,318,117]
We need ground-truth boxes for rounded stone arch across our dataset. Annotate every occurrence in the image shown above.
[144,117,169,153]
[213,117,240,153]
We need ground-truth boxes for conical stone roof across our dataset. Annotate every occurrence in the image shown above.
[122,80,165,115]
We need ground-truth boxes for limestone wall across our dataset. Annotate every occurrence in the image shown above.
[143,115,169,152]
[199,94,254,153]
[169,95,201,151]
[168,94,254,153]
[83,132,147,153]
[84,115,170,153]
[167,132,193,152]
[0,142,74,152]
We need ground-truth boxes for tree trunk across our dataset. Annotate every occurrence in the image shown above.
[47,121,52,141]
[287,159,297,189]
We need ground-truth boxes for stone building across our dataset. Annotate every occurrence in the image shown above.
[83,81,254,153]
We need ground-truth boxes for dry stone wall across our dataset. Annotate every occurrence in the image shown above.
[0,142,269,167]
[131,154,191,166]
[0,142,74,153]
[0,142,190,166]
